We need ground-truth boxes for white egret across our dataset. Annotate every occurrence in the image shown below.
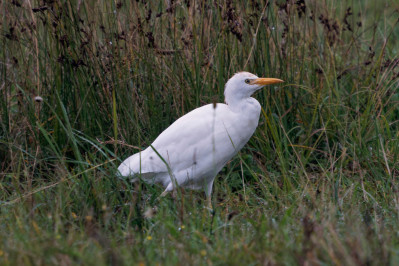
[118,72,283,208]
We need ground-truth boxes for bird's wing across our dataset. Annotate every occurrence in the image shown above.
[150,103,247,175]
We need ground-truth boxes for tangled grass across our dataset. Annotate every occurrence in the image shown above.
[1,0,399,264]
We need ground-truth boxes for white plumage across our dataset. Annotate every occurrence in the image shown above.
[118,72,283,207]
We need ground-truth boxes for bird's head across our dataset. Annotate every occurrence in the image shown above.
[224,72,283,105]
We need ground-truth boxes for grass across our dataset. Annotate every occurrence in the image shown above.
[1,0,399,264]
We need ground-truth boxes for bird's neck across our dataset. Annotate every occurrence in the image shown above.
[224,85,252,109]
[225,92,248,108]
[226,97,261,114]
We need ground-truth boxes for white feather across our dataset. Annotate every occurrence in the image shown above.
[117,72,283,201]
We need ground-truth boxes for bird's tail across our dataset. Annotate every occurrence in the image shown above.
[117,152,159,184]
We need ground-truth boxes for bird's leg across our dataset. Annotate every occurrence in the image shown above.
[205,180,214,211]
[206,195,213,210]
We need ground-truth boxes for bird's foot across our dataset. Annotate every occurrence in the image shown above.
[160,190,169,197]
[156,190,170,202]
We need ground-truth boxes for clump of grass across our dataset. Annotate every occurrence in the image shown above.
[1,0,399,264]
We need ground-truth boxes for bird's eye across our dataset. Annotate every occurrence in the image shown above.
[245,79,251,84]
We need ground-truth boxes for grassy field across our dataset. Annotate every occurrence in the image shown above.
[1,0,399,264]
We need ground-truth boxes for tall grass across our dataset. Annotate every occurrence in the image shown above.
[1,0,399,264]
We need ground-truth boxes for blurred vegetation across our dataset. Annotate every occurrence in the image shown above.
[1,0,399,264]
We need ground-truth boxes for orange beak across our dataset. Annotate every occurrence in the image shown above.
[250,78,284,85]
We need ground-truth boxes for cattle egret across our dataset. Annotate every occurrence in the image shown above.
[118,72,283,208]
